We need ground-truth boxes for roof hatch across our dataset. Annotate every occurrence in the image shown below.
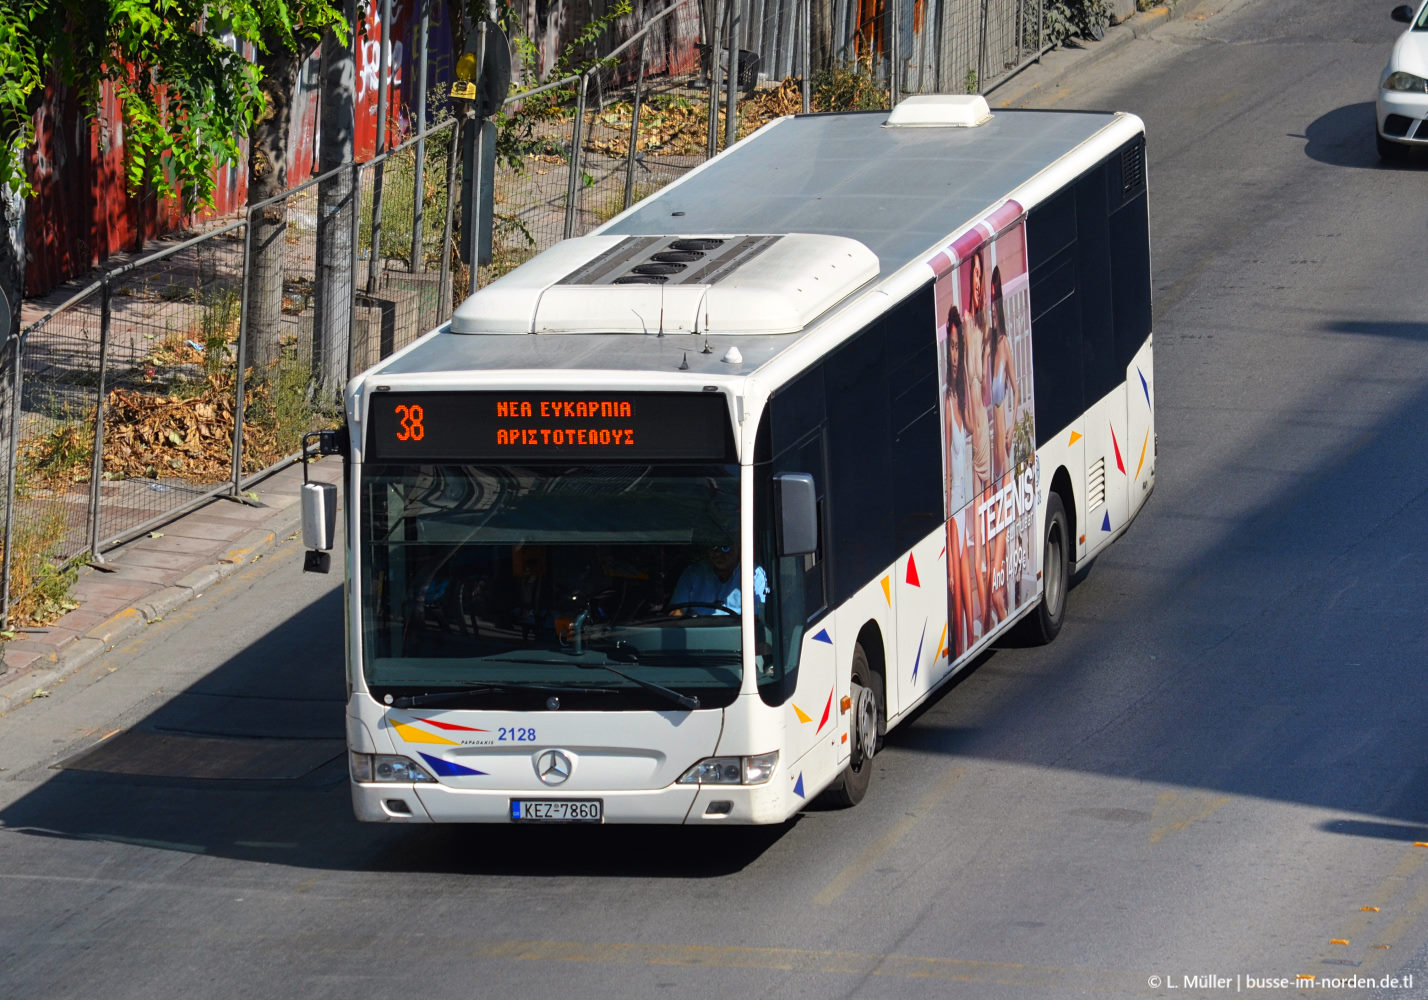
[884,94,992,128]
[450,233,878,336]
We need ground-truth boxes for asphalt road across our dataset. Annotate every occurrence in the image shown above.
[4,1,1428,997]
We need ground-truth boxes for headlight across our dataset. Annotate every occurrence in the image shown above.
[678,751,779,785]
[1383,70,1428,93]
[350,752,437,784]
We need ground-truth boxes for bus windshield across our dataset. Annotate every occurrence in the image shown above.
[359,462,751,711]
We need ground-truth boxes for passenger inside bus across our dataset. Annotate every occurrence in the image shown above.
[668,536,769,617]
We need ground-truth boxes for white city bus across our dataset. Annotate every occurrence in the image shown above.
[304,95,1155,824]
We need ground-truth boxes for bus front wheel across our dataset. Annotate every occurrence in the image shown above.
[1019,491,1069,645]
[826,643,880,807]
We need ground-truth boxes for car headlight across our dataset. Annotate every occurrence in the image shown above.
[1383,70,1428,93]
[678,751,779,785]
[350,752,437,784]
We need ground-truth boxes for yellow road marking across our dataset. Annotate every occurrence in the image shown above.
[1148,791,1231,844]
[813,767,965,906]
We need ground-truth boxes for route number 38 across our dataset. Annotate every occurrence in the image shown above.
[394,404,425,442]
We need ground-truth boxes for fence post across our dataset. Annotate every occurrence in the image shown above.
[439,118,462,318]
[723,0,739,148]
[564,74,590,239]
[624,33,651,213]
[367,0,393,294]
[0,334,21,629]
[801,0,811,113]
[231,216,256,494]
[410,0,430,273]
[707,0,723,158]
[889,0,900,106]
[85,280,113,560]
[978,0,990,92]
[349,162,365,380]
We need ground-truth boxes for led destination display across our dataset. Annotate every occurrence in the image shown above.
[366,391,733,462]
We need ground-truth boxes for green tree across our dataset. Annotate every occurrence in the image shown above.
[0,0,345,368]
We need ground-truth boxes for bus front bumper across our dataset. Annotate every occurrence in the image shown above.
[351,778,796,825]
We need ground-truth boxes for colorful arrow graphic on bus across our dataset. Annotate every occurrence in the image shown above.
[418,752,487,777]
[911,621,927,682]
[391,721,460,746]
[415,718,490,732]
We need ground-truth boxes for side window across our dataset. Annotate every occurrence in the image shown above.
[1076,165,1116,404]
[1029,190,1084,446]
[826,320,890,601]
[1109,137,1152,367]
[1028,137,1149,443]
[886,288,942,550]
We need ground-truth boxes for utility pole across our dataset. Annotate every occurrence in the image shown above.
[451,3,510,297]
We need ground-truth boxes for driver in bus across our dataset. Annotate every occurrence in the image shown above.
[668,537,769,617]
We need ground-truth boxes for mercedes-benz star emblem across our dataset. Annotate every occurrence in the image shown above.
[536,750,572,785]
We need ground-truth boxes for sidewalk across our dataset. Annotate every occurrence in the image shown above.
[987,0,1198,108]
[0,0,1211,717]
[0,458,341,714]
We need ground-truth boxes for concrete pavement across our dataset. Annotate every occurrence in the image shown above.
[0,458,341,714]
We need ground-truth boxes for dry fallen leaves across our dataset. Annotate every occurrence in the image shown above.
[587,78,806,157]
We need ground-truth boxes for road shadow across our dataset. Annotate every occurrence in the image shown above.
[0,588,794,876]
[1301,101,1426,169]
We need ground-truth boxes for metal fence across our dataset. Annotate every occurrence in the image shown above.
[1,0,1054,626]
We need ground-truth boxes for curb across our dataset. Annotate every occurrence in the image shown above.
[0,521,298,717]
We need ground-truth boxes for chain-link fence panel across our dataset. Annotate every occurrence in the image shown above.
[88,231,248,548]
[2,225,256,625]
[980,0,1045,93]
[473,78,583,288]
[3,292,103,620]
[3,299,101,626]
[572,0,714,233]
[352,121,457,373]
[239,181,341,483]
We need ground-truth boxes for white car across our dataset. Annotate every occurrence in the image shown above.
[1377,1,1428,160]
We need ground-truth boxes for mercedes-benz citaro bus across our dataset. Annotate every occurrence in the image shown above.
[301,95,1155,825]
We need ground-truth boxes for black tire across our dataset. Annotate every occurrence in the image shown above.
[1377,131,1405,163]
[825,643,881,808]
[1018,491,1070,645]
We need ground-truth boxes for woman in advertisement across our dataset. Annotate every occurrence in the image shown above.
[983,264,1018,625]
[986,266,1019,483]
[964,247,993,498]
[945,306,978,654]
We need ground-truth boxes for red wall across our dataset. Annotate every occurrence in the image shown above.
[23,5,445,297]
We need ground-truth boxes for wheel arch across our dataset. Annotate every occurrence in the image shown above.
[1048,464,1077,568]
[854,620,888,737]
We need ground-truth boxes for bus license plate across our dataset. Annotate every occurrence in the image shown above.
[511,799,603,823]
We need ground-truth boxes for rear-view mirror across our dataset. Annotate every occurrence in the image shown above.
[774,472,818,557]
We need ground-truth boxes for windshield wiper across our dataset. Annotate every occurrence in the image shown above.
[575,660,700,711]
[387,681,619,709]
